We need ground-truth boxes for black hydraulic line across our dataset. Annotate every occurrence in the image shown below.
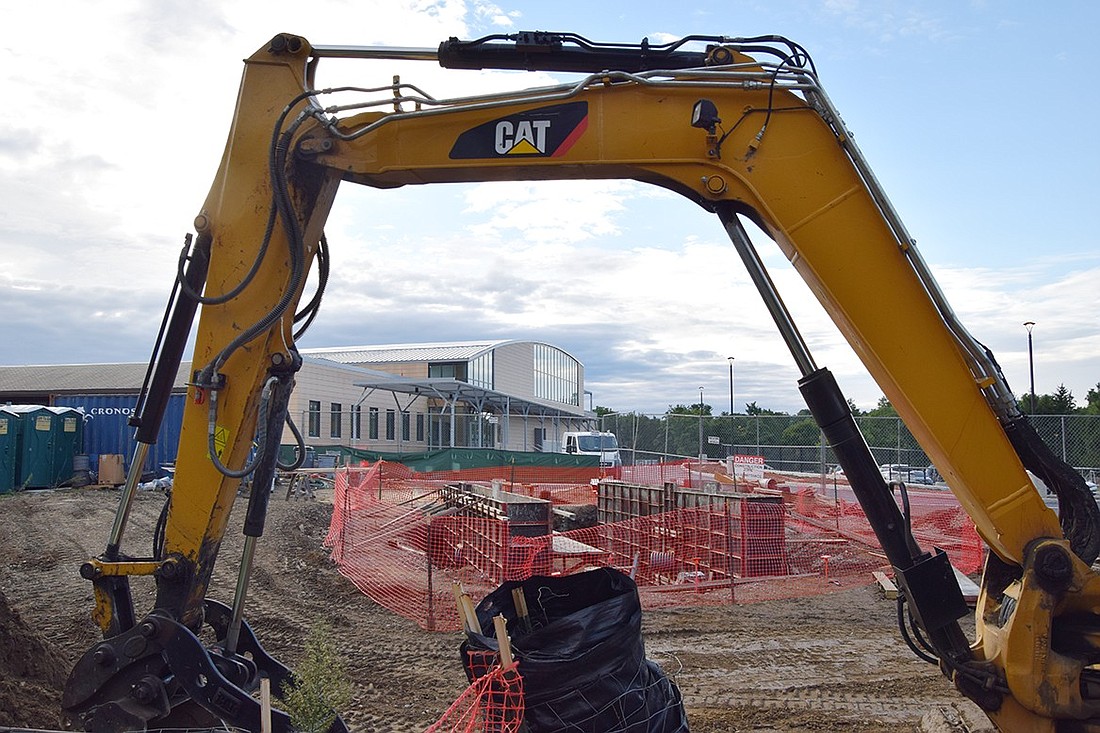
[897,597,939,665]
[277,413,307,471]
[197,92,317,385]
[176,207,276,306]
[153,490,170,560]
[243,359,299,538]
[894,480,924,559]
[293,231,329,341]
[1004,415,1100,564]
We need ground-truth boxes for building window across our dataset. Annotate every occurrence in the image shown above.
[307,400,321,438]
[429,361,466,380]
[330,403,342,438]
[368,407,379,440]
[533,344,580,406]
[351,405,362,440]
[469,352,494,389]
[401,411,411,441]
[416,413,425,442]
[385,409,396,440]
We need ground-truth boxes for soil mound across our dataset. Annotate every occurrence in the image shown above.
[0,587,70,728]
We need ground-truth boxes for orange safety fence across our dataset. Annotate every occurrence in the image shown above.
[425,649,524,733]
[341,458,614,489]
[324,463,986,632]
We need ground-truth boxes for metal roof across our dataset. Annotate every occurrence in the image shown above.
[0,357,389,395]
[0,362,191,394]
[300,340,513,364]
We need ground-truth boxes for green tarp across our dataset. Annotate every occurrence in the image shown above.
[279,445,597,472]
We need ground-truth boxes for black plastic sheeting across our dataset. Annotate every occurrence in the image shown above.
[461,568,689,732]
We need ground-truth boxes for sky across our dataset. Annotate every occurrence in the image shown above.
[2,1,1098,415]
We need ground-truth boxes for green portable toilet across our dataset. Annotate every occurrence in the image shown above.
[12,405,84,489]
[0,407,19,494]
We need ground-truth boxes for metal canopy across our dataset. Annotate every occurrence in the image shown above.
[353,376,589,419]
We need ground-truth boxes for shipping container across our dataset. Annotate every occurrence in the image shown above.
[52,394,186,480]
[7,405,84,488]
[0,407,19,493]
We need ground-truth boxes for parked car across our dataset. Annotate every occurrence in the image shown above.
[878,463,937,485]
[904,467,936,485]
[878,464,911,482]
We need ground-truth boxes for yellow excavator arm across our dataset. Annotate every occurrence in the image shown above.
[63,32,1100,732]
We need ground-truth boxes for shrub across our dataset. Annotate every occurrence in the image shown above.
[279,620,353,733]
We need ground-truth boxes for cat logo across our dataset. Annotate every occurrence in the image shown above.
[495,119,551,155]
[450,101,588,159]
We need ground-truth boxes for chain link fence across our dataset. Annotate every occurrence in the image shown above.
[600,412,1100,485]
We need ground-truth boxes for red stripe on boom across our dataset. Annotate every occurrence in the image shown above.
[551,115,588,157]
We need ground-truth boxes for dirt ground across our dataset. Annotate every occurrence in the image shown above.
[0,487,991,732]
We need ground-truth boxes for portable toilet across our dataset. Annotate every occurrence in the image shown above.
[0,407,19,494]
[11,405,84,489]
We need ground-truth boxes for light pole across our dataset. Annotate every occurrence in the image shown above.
[728,356,735,458]
[1024,321,1036,413]
[698,386,705,461]
[728,357,735,416]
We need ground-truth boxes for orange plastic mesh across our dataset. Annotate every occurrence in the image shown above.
[324,463,984,631]
[424,650,524,733]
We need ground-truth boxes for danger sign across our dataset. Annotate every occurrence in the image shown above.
[732,454,765,482]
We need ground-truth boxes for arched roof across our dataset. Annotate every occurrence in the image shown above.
[301,339,583,366]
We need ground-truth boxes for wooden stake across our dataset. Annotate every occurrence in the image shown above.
[493,614,514,669]
[511,587,531,632]
[451,582,468,632]
[460,594,482,635]
[260,676,272,733]
[451,582,482,634]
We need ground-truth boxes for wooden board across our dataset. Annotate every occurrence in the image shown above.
[872,570,898,600]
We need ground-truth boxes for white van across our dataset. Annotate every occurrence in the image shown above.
[561,431,622,468]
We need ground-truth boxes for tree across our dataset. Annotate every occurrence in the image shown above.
[667,402,711,416]
[1051,384,1077,413]
[1085,383,1100,415]
[745,401,788,416]
[279,621,354,733]
[857,397,901,455]
[594,405,615,417]
[868,397,897,417]
[782,418,821,446]
[1024,385,1078,414]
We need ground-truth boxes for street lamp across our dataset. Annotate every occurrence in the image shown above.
[698,386,705,461]
[1024,321,1036,413]
[728,356,736,460]
[728,356,735,416]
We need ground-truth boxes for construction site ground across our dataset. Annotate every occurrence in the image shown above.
[0,487,991,732]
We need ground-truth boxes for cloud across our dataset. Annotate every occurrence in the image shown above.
[820,1,960,45]
[462,180,631,243]
[472,1,518,27]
